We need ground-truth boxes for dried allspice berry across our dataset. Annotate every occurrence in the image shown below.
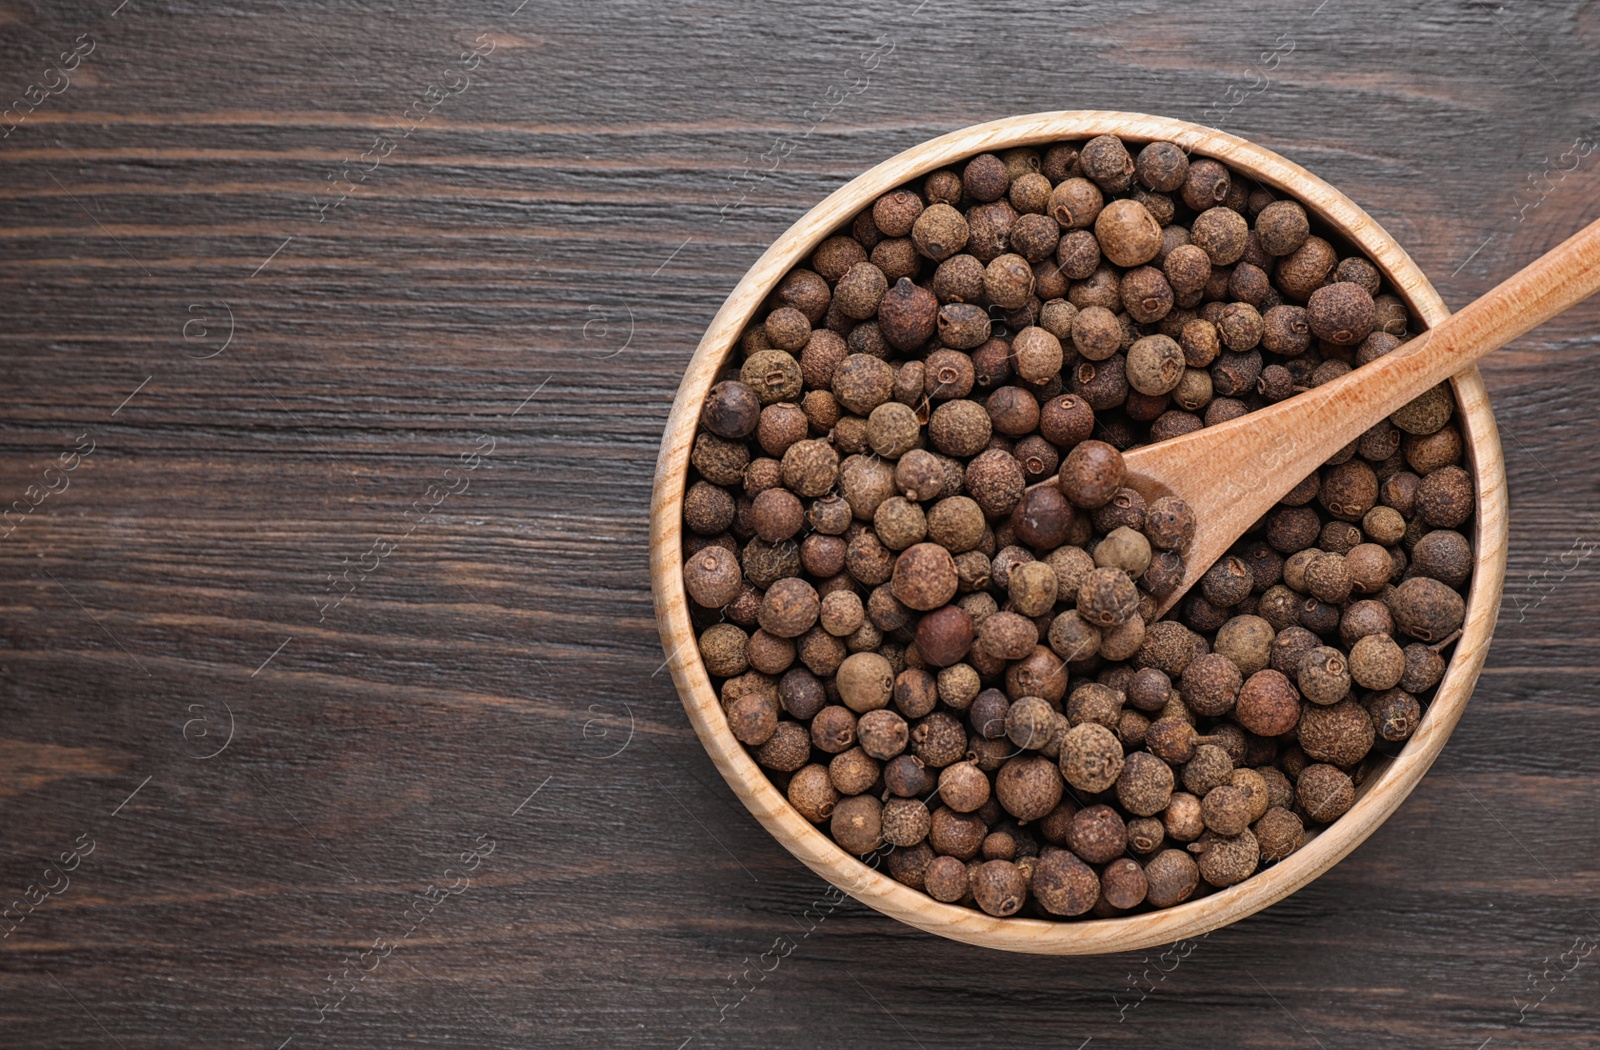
[689,137,1475,920]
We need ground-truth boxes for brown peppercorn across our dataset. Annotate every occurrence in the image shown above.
[914,604,974,668]
[884,753,936,799]
[1126,334,1186,396]
[1276,235,1338,301]
[1180,157,1230,211]
[1003,694,1058,753]
[1191,207,1250,266]
[996,754,1065,822]
[683,480,735,537]
[962,152,1010,202]
[1080,134,1136,192]
[853,706,908,760]
[1389,576,1466,643]
[1089,201,1160,271]
[1416,465,1473,529]
[1096,856,1146,910]
[1067,803,1127,864]
[755,720,812,773]
[1217,302,1263,352]
[1234,669,1301,736]
[1135,140,1189,192]
[788,764,839,822]
[938,758,991,813]
[812,235,868,282]
[927,399,992,458]
[1182,744,1233,797]
[970,859,1027,916]
[878,797,930,849]
[872,188,924,238]
[984,253,1035,309]
[701,380,763,440]
[1058,440,1125,509]
[1058,722,1125,793]
[757,577,819,639]
[1347,633,1405,691]
[1297,763,1355,822]
[829,746,880,796]
[929,805,987,859]
[1191,828,1258,887]
[1178,652,1241,718]
[810,705,858,755]
[1254,807,1305,862]
[1392,384,1455,436]
[684,545,744,609]
[1367,687,1423,743]
[831,794,884,854]
[1077,566,1139,628]
[923,854,970,902]
[1255,199,1310,256]
[1296,644,1351,705]
[1162,792,1205,844]
[1298,699,1375,767]
[889,541,960,613]
[1199,784,1253,837]
[871,278,937,354]
[1033,849,1100,915]
[833,262,888,321]
[1003,560,1056,618]
[1411,530,1472,588]
[727,687,779,745]
[1115,750,1176,817]
[1127,816,1165,854]
[746,628,796,675]
[1010,212,1061,261]
[1307,281,1376,346]
[909,711,968,770]
[1144,848,1200,908]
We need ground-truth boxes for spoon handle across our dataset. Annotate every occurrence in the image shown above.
[1125,215,1600,616]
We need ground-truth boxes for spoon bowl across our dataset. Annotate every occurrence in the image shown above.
[650,111,1509,954]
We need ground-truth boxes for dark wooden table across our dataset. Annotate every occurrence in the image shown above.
[3,2,1598,1047]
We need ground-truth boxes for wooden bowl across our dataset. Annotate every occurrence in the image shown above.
[649,112,1508,954]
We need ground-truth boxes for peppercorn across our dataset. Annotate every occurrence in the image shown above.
[1276,236,1337,301]
[1250,806,1303,863]
[1182,743,1233,797]
[1092,198,1160,268]
[1190,828,1258,886]
[923,854,970,902]
[827,745,878,795]
[1389,576,1466,643]
[788,763,840,823]
[928,805,987,859]
[1123,333,1184,396]
[1126,816,1165,854]
[1296,763,1354,822]
[935,758,989,813]
[964,859,1025,916]
[1109,750,1171,816]
[1063,803,1124,865]
[1005,207,1056,259]
[1143,848,1200,907]
[989,754,1061,822]
[684,544,744,609]
[1128,141,1184,193]
[829,794,884,855]
[1175,154,1226,209]
[1026,849,1095,916]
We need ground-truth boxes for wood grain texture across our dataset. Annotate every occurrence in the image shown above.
[1,0,1597,1046]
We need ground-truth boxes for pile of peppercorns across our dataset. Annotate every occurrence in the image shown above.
[680,134,1473,920]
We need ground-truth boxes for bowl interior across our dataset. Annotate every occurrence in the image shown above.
[650,111,1508,954]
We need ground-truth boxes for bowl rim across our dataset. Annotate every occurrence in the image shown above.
[649,110,1509,954]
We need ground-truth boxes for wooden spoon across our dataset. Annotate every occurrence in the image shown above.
[1098,217,1600,616]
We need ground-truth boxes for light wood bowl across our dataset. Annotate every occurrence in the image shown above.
[649,111,1509,954]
